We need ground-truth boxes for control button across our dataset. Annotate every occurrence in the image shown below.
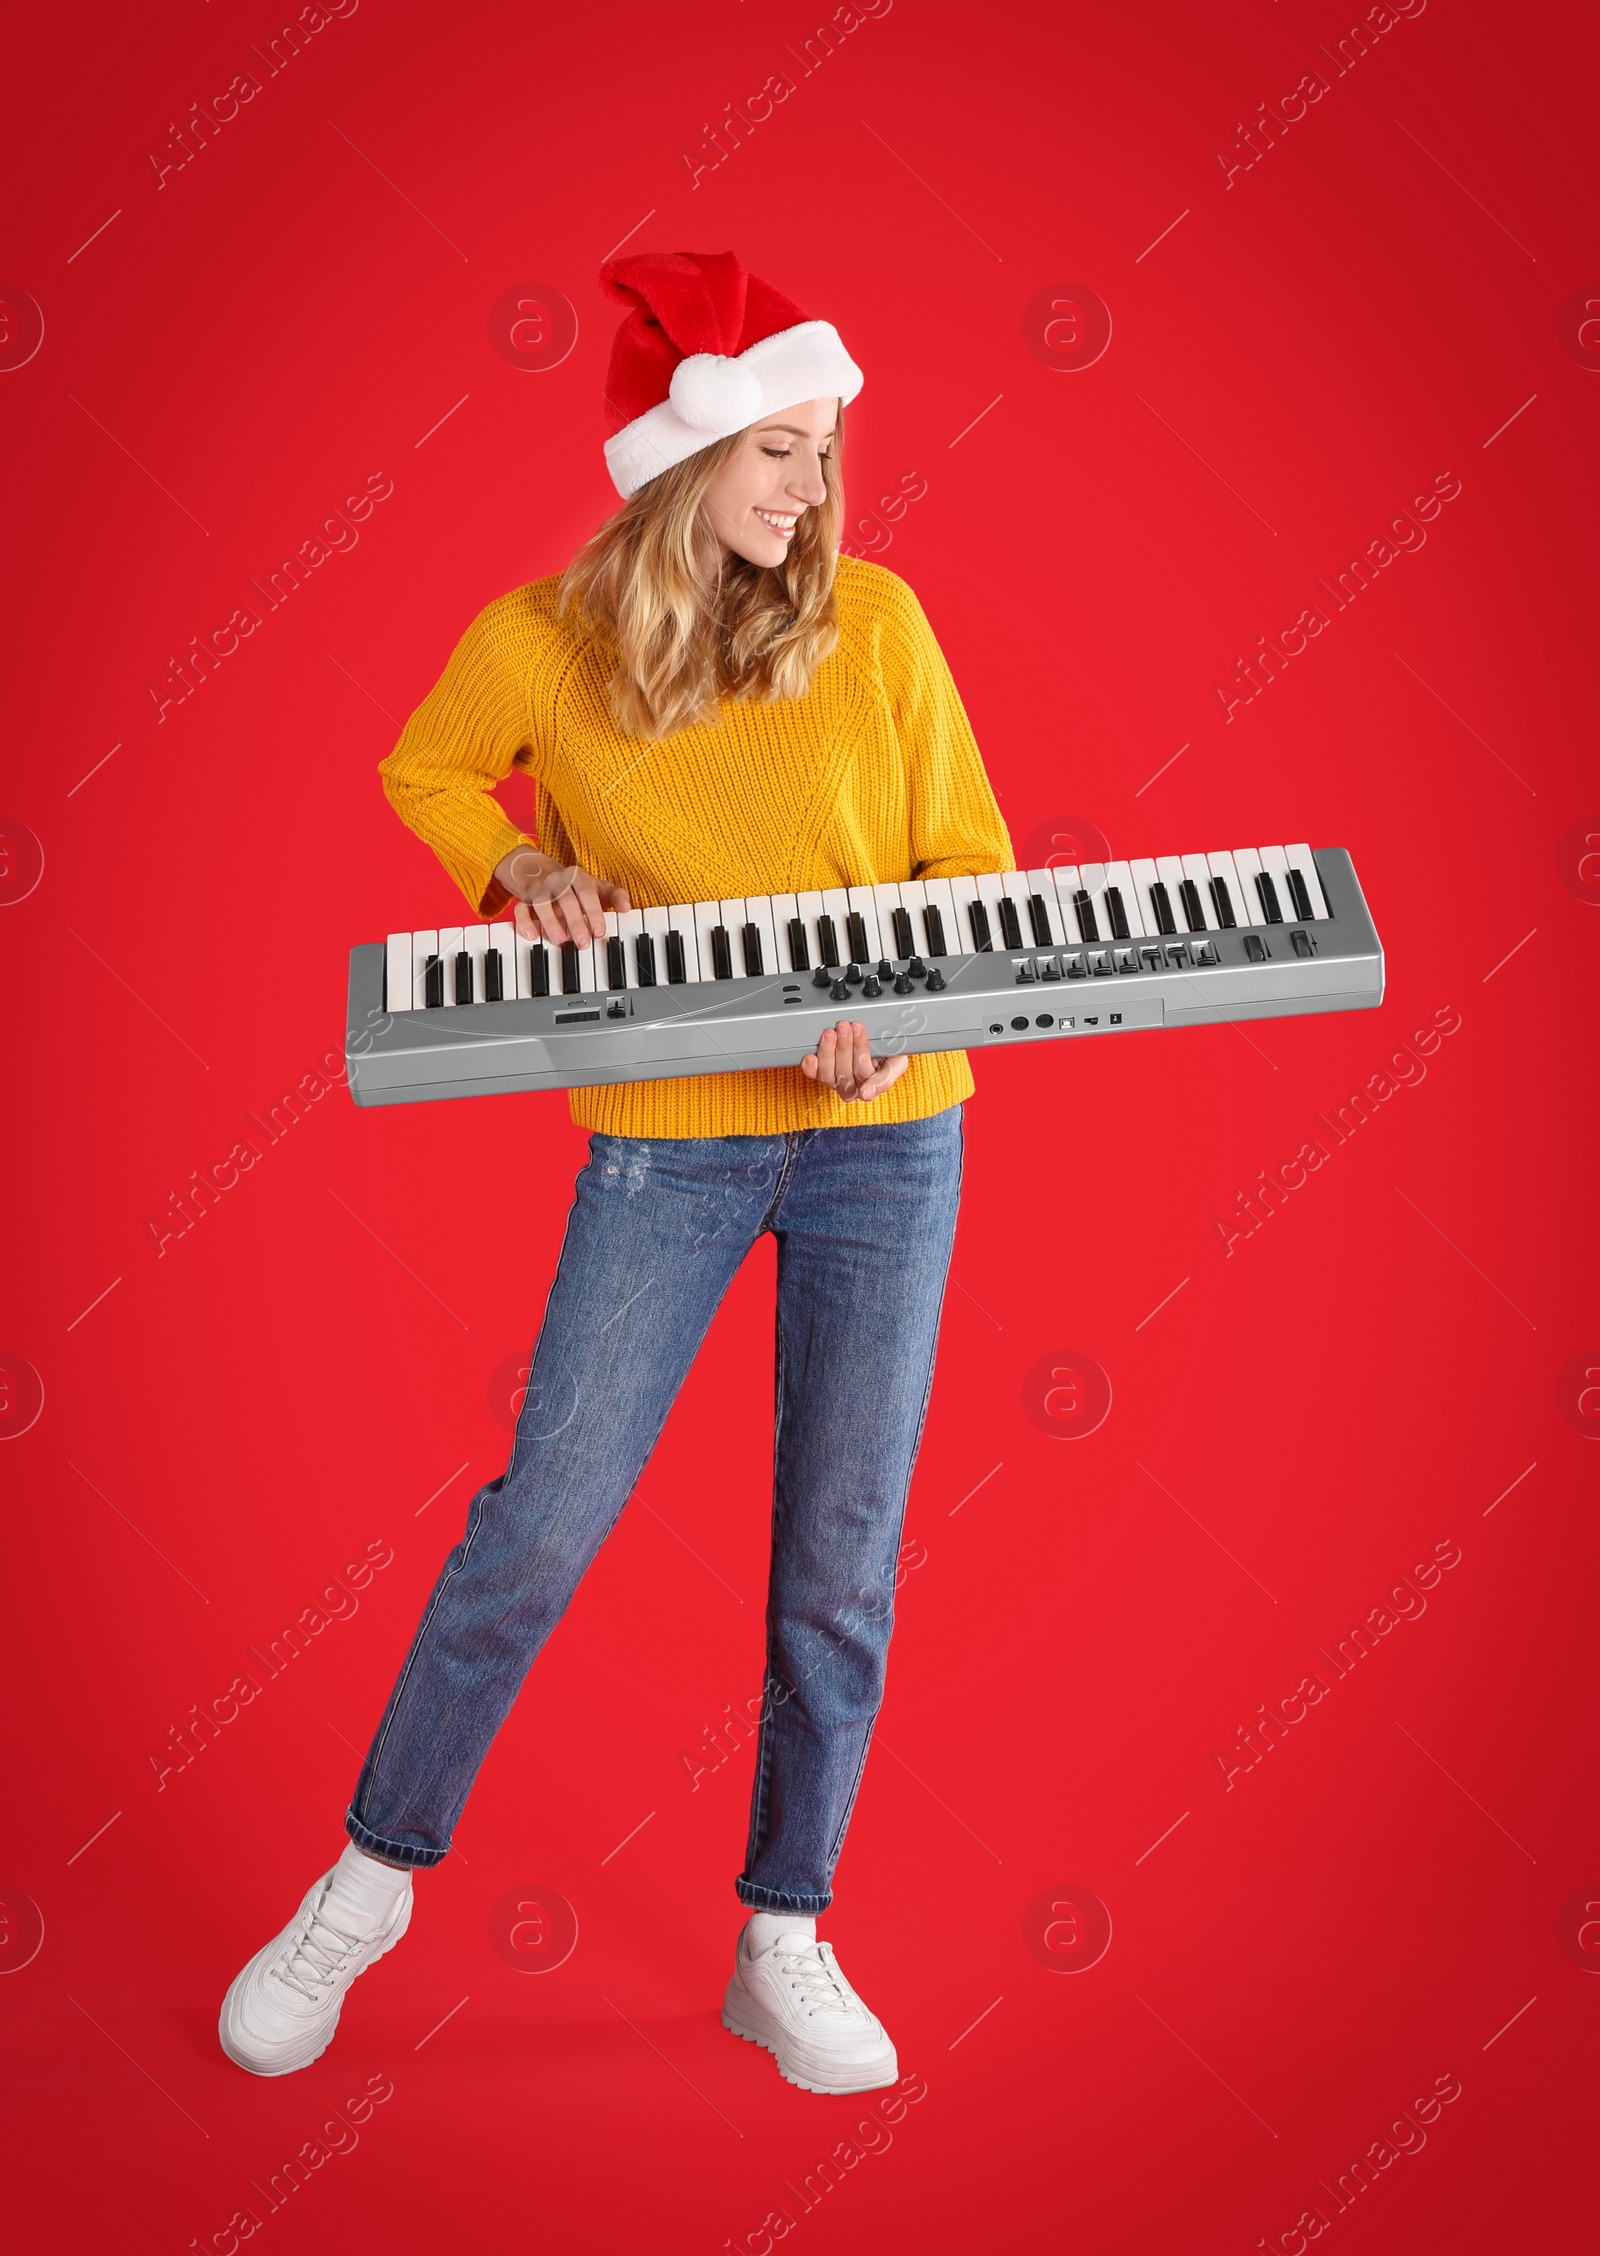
[1010,1014,1029,1031]
[606,999,626,1018]
[1141,946,1161,971]
[877,959,894,980]
[989,1020,1005,1033]
[830,978,851,1001]
[844,962,863,986]
[1065,954,1086,979]
[1164,944,1188,968]
[1196,940,1219,965]
[862,974,882,997]
[1040,956,1061,982]
[926,967,947,991]
[907,956,927,979]
[1015,959,1037,984]
[1089,951,1111,976]
[1243,933,1268,962]
[812,966,832,989]
[894,973,914,995]
[1115,948,1138,973]
[1291,929,1314,958]
[1035,1012,1053,1028]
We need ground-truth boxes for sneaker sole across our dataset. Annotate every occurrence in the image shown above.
[218,1887,412,2078]
[721,1981,898,2096]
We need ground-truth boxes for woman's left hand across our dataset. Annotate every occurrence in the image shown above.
[800,1021,912,1104]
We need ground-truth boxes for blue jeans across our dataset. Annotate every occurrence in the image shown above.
[345,1105,964,1910]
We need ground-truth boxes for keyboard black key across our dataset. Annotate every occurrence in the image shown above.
[846,911,871,964]
[817,913,840,967]
[922,904,948,957]
[892,905,915,957]
[1104,885,1130,940]
[484,947,505,1001]
[741,921,764,975]
[606,935,627,990]
[561,940,582,994]
[1254,871,1283,923]
[1149,882,1176,936]
[634,932,657,986]
[1286,865,1315,921]
[529,943,550,997]
[1073,889,1099,944]
[788,915,810,970]
[1027,892,1053,945]
[1178,878,1206,932]
[455,951,474,1003]
[424,953,444,1008]
[968,899,993,951]
[665,930,687,983]
[997,895,1024,949]
[1208,876,1237,928]
[710,924,733,979]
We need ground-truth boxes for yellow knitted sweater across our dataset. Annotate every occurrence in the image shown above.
[378,554,1014,1138]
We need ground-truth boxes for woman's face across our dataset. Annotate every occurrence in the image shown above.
[701,396,839,568]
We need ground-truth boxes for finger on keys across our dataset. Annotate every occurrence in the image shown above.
[570,871,608,940]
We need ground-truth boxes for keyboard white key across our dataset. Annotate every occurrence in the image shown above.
[1258,845,1296,929]
[598,907,624,989]
[998,870,1035,950]
[465,922,491,1001]
[950,873,986,952]
[847,884,884,964]
[1103,860,1145,941]
[1284,843,1330,921]
[1180,854,1217,930]
[873,880,908,960]
[924,875,966,955]
[769,892,801,971]
[515,930,537,999]
[743,893,781,977]
[820,886,852,970]
[1156,855,1194,936]
[794,888,826,970]
[1076,863,1111,945]
[615,906,644,987]
[1128,858,1167,936]
[484,920,515,1002]
[1231,846,1272,926]
[1206,851,1249,928]
[716,897,752,980]
[386,932,413,1011]
[975,871,1008,952]
[1024,869,1068,948]
[639,905,669,985]
[1049,865,1090,944]
[438,927,464,1005]
[692,898,724,982]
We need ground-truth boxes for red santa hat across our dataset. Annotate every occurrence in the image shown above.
[599,249,864,499]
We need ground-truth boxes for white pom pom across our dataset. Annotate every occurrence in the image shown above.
[669,352,763,432]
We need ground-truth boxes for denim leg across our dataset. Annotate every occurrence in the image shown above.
[346,1131,784,1869]
[737,1105,964,1911]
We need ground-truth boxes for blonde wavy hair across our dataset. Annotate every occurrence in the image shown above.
[556,408,846,740]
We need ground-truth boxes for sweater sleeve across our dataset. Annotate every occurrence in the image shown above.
[879,573,1015,880]
[377,595,545,921]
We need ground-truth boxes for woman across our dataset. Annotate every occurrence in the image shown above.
[219,249,1012,2095]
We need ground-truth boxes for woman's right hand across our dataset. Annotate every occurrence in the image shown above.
[494,847,633,949]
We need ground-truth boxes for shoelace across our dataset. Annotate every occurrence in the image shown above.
[771,1938,861,2020]
[275,1894,368,2004]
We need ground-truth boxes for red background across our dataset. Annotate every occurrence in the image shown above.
[3,0,1596,2248]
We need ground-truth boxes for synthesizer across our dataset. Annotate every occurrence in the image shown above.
[344,845,1383,1107]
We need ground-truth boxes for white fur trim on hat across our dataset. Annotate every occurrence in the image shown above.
[604,318,863,499]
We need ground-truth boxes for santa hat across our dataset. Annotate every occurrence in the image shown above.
[599,249,864,499]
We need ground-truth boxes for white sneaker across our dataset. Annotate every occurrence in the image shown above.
[721,1921,898,2094]
[219,1864,412,2077]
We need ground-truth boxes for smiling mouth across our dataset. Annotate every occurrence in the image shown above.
[754,509,799,534]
